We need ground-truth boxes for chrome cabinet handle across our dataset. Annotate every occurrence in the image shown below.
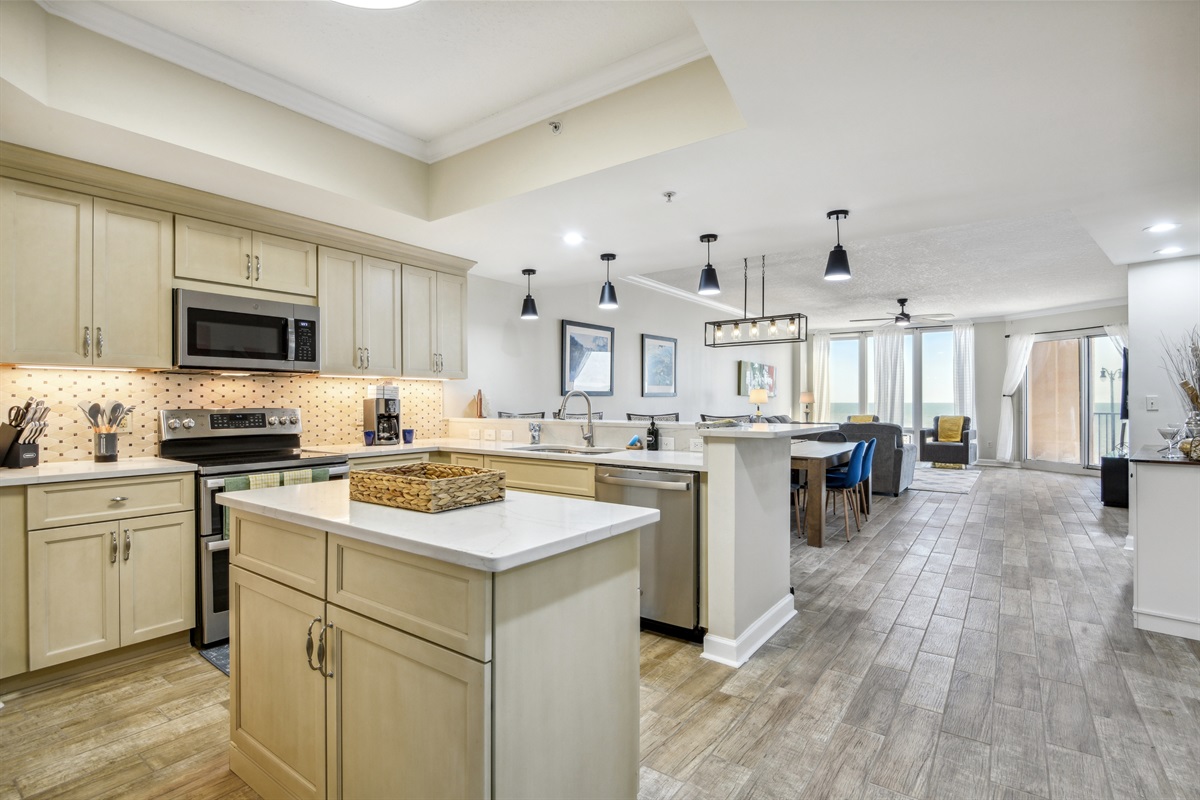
[356,347,363,369]
[305,617,322,671]
[365,348,370,369]
[110,531,118,564]
[110,496,129,503]
[96,326,103,358]
[255,255,262,281]
[245,254,252,280]
[123,529,131,561]
[83,326,91,358]
[318,623,334,678]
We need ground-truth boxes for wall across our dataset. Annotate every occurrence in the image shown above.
[0,367,443,463]
[442,274,796,422]
[1127,256,1200,452]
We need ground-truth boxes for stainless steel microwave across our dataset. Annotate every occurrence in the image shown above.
[174,289,320,373]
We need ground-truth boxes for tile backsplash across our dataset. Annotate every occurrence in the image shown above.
[1,367,445,464]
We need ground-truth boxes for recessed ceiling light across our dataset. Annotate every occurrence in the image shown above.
[1144,223,1181,233]
[331,0,421,9]
[563,232,584,246]
[1155,246,1184,255]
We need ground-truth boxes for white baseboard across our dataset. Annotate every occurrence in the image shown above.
[701,594,796,668]
[1134,608,1200,641]
[1124,534,1135,552]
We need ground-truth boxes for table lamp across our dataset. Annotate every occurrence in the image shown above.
[800,391,815,422]
[749,388,769,419]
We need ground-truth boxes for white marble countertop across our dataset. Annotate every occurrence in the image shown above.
[696,422,836,439]
[1130,444,1200,465]
[218,480,659,572]
[0,456,196,487]
[305,438,709,471]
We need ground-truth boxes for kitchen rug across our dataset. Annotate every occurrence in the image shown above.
[908,464,982,495]
[198,644,230,676]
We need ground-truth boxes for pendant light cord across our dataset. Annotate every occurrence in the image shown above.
[742,259,749,319]
[761,255,766,317]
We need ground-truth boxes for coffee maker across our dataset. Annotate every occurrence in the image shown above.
[363,385,400,445]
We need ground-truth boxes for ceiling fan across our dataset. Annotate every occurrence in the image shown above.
[850,298,954,328]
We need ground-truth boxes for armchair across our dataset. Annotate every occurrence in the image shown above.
[840,422,916,495]
[919,416,978,466]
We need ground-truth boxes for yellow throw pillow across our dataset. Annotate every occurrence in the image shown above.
[937,416,965,442]
[848,415,875,423]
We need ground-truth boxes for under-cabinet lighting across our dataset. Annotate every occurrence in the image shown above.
[218,372,252,377]
[16,365,137,372]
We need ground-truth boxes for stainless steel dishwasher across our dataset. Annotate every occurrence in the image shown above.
[595,466,701,640]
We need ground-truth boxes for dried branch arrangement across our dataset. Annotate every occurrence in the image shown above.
[1161,326,1200,417]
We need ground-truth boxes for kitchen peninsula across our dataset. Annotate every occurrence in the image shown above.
[218,481,657,800]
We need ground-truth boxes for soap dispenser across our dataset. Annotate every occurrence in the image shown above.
[646,419,659,451]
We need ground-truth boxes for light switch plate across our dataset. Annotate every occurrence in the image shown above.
[469,429,480,440]
[500,430,513,441]
[661,437,675,450]
[484,429,496,441]
[1146,395,1159,411]
[690,439,704,452]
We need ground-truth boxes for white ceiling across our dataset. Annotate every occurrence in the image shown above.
[34,0,1200,330]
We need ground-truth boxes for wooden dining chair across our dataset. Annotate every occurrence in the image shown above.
[824,440,867,541]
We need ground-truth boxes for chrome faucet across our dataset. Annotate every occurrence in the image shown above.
[559,390,594,447]
[528,422,541,444]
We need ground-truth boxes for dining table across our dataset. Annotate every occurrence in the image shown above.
[790,439,868,547]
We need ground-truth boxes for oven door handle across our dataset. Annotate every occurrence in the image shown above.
[206,539,231,553]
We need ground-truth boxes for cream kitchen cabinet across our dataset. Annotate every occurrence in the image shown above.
[0,179,173,368]
[347,452,429,469]
[176,216,318,297]
[0,487,27,680]
[318,247,403,376]
[401,265,467,379]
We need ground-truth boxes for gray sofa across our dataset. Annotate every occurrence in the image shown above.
[840,421,917,496]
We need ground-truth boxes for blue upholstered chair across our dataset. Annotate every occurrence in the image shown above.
[825,440,867,541]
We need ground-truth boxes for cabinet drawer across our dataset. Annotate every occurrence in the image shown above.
[328,534,491,661]
[26,474,194,530]
[449,453,485,468]
[230,511,326,597]
[485,456,595,498]
[349,453,429,469]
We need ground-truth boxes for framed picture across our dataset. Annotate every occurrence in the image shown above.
[737,360,777,397]
[561,320,614,396]
[641,334,677,397]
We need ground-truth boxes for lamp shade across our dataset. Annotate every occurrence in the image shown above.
[599,281,618,309]
[749,388,769,405]
[520,294,539,320]
[824,245,851,280]
[698,264,721,295]
[799,391,815,404]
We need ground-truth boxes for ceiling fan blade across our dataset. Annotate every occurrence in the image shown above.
[849,316,893,322]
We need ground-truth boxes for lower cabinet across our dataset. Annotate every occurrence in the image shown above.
[447,453,595,498]
[347,453,429,469]
[26,511,195,670]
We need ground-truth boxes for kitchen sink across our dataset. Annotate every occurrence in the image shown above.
[509,445,623,455]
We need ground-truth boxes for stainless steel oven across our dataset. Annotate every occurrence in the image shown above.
[174,288,320,373]
[160,407,349,646]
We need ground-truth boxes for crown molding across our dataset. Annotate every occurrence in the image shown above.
[970,297,1127,324]
[621,274,743,316]
[37,2,709,166]
[424,33,710,162]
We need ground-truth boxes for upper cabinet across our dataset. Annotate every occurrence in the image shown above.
[176,216,317,297]
[0,179,173,368]
[401,265,467,380]
[318,247,403,377]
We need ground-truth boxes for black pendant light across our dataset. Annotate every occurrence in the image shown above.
[824,210,851,281]
[520,268,538,320]
[697,233,721,295]
[598,253,618,309]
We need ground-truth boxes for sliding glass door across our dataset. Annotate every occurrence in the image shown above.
[1024,331,1121,470]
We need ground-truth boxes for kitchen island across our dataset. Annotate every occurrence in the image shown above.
[218,481,657,800]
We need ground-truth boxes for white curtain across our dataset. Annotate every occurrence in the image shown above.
[1104,323,1129,356]
[952,323,977,422]
[997,333,1035,462]
[812,333,831,422]
[874,327,905,424]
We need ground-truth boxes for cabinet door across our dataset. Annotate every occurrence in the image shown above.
[0,178,93,365]
[27,521,121,670]
[435,271,467,379]
[230,566,327,800]
[326,605,488,800]
[400,265,438,378]
[361,256,404,377]
[93,199,174,368]
[318,247,364,374]
[254,232,317,296]
[119,511,196,645]
[174,215,252,287]
[0,487,28,679]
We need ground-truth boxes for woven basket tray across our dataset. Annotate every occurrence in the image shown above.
[349,463,506,513]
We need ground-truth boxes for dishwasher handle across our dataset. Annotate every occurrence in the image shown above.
[595,474,692,492]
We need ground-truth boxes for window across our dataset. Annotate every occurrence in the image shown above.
[920,330,954,429]
[827,328,954,429]
[830,336,861,420]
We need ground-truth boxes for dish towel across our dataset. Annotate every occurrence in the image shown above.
[222,469,331,538]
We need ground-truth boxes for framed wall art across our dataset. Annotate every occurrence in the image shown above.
[641,334,677,397]
[737,360,777,397]
[561,320,614,396]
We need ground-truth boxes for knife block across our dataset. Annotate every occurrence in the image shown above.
[2,442,38,468]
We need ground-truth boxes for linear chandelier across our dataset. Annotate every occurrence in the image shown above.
[704,256,807,348]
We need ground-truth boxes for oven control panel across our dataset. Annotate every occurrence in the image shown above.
[160,408,303,439]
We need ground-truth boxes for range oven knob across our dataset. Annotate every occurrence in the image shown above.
[267,416,279,426]
[166,418,181,430]
[181,419,195,430]
[288,415,299,425]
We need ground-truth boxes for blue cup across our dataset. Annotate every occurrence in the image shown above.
[364,430,375,446]
[402,429,414,444]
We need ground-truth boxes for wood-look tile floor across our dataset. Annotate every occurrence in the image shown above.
[3,467,1198,799]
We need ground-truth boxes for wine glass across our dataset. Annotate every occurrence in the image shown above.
[1158,424,1185,459]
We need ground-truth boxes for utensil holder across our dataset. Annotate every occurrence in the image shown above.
[2,442,39,468]
[94,432,118,463]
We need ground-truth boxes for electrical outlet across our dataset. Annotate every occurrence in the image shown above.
[500,430,513,441]
[484,429,496,441]
[690,439,704,452]
[662,437,675,450]
[468,429,480,440]
[1146,395,1159,411]
[118,412,131,430]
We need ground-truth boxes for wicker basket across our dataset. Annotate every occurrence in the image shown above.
[349,463,506,513]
